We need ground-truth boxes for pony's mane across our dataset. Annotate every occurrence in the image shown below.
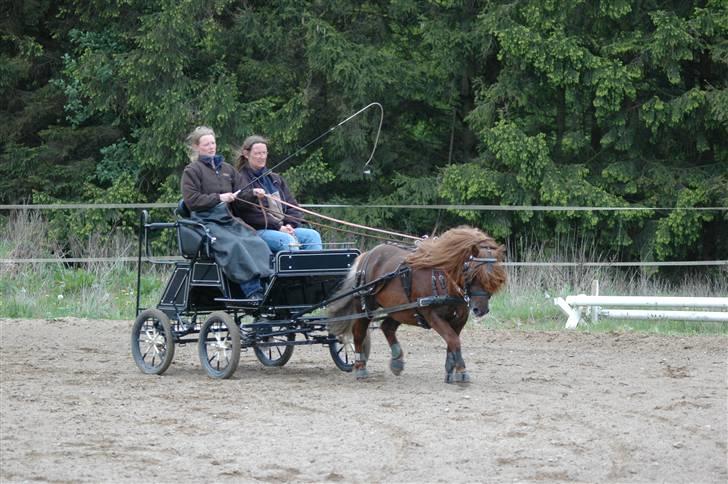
[405,226,506,292]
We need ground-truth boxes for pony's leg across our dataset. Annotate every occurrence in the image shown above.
[449,320,471,383]
[352,318,371,380]
[427,314,470,384]
[381,317,404,376]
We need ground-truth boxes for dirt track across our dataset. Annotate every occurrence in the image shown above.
[0,317,726,483]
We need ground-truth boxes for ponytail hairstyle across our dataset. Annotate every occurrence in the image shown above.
[235,134,269,170]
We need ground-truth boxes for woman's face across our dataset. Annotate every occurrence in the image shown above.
[246,142,268,170]
[196,134,217,157]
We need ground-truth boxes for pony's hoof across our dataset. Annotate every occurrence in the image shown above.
[454,370,471,383]
[355,368,369,380]
[390,357,405,376]
[445,371,470,384]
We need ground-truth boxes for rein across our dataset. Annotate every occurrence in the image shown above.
[234,196,406,244]
[289,263,411,319]
[238,193,422,242]
[318,295,466,324]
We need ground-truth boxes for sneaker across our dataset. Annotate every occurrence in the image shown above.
[247,290,265,302]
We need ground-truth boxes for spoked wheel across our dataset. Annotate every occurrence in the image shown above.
[131,309,175,375]
[198,311,240,379]
[253,325,295,367]
[329,331,371,372]
[329,337,353,372]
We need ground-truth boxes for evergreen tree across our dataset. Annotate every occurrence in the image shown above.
[2,0,725,262]
[440,0,728,261]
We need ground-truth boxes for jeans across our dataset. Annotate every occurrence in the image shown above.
[257,227,323,252]
[239,278,263,297]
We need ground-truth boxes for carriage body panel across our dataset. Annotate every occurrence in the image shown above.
[155,249,359,318]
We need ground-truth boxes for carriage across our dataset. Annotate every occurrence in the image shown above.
[131,202,361,379]
[131,202,507,382]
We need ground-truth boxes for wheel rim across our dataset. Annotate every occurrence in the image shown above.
[258,336,289,361]
[254,326,295,366]
[138,317,169,368]
[199,312,240,379]
[139,319,169,367]
[131,309,174,375]
[204,321,234,371]
[330,338,354,372]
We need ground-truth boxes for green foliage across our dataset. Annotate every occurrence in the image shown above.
[447,0,727,262]
[655,187,716,259]
[33,174,141,254]
[2,0,726,266]
[282,150,336,200]
[0,264,164,320]
[96,140,137,186]
[368,173,451,237]
[53,267,96,293]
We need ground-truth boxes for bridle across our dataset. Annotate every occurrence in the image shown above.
[462,255,496,303]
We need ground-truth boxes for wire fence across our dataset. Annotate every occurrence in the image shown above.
[1,203,726,267]
[0,258,726,267]
[1,203,727,211]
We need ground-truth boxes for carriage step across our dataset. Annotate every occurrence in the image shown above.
[214,297,264,306]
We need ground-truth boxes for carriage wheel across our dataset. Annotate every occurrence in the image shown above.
[198,311,240,379]
[131,309,175,375]
[329,337,353,372]
[253,325,295,367]
[328,331,371,373]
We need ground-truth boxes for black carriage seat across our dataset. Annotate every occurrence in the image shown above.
[175,200,214,259]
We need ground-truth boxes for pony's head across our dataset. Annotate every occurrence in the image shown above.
[406,226,507,317]
[467,239,507,294]
[462,241,507,318]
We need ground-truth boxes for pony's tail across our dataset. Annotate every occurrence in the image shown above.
[326,259,360,337]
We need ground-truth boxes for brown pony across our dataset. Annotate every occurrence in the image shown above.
[328,226,506,383]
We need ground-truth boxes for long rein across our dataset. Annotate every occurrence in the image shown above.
[234,193,422,245]
[233,194,498,298]
[229,195,470,320]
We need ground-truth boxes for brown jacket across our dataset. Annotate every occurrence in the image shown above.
[181,159,256,212]
[234,166,305,230]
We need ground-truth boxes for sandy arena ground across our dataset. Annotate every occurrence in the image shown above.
[0,317,726,483]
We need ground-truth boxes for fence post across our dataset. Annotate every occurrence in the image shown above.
[591,279,599,324]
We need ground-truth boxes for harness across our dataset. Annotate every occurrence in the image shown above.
[462,255,496,300]
[352,252,468,329]
[291,249,499,325]
[355,254,412,318]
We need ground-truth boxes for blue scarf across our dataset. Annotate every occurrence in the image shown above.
[199,155,224,173]
[251,168,277,195]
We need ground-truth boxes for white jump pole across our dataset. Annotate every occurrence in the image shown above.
[554,293,728,328]
[600,309,728,322]
[564,295,728,309]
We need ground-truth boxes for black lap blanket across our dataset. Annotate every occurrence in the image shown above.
[190,203,273,283]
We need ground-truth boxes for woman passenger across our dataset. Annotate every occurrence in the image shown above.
[181,126,272,301]
[234,135,323,252]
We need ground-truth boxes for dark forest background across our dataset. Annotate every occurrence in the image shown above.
[2,0,726,264]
